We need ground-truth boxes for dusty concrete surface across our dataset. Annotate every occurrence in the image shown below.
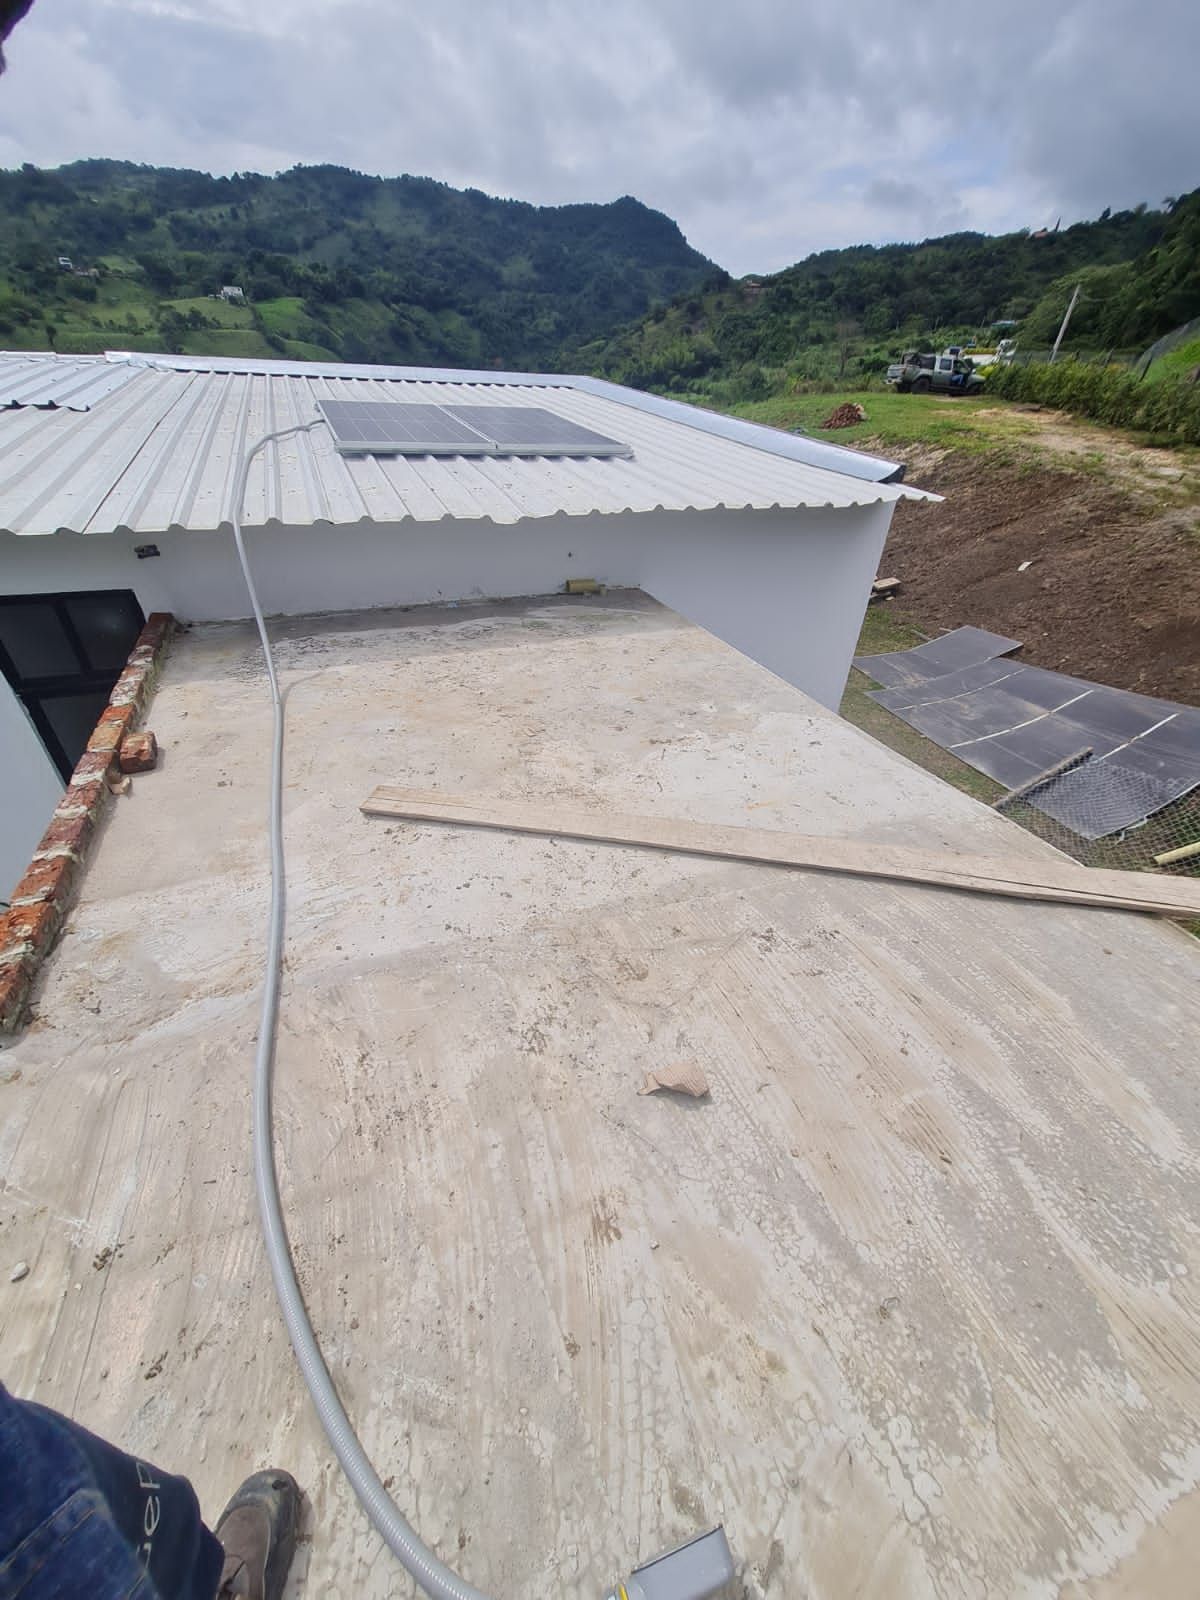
[2,590,1200,1598]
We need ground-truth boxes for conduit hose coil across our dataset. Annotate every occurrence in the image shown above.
[231,422,492,1600]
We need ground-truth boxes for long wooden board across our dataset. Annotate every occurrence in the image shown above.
[361,786,1200,920]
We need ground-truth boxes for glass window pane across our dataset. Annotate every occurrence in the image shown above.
[0,603,79,681]
[64,592,143,673]
[40,691,113,772]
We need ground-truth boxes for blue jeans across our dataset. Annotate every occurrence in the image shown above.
[0,1384,224,1600]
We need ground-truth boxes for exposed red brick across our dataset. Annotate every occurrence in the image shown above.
[2,901,61,959]
[3,610,175,1033]
[143,613,173,646]
[10,855,77,906]
[0,955,35,1033]
[72,750,116,783]
[118,730,158,774]
[35,810,95,860]
[59,778,106,815]
[86,703,136,755]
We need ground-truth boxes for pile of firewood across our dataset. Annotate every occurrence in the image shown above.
[819,402,866,429]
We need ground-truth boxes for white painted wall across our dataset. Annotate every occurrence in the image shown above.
[1,676,63,902]
[640,504,891,712]
[0,503,893,883]
[0,503,890,707]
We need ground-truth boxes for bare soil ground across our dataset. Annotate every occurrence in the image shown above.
[869,409,1200,705]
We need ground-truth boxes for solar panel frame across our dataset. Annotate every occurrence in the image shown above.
[317,400,496,455]
[316,399,632,458]
[440,404,633,458]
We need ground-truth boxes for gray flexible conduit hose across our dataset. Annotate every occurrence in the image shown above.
[231,422,492,1600]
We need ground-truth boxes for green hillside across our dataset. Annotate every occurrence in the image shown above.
[5,161,1197,404]
[0,160,716,369]
[576,192,1200,401]
[1017,194,1200,350]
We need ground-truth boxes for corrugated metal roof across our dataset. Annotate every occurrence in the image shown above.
[0,352,145,412]
[0,352,928,537]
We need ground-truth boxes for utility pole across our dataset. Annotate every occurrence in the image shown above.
[1050,284,1081,364]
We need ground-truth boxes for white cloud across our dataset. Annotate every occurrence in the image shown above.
[0,0,1196,274]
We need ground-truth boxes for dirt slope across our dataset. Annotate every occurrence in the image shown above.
[880,441,1200,705]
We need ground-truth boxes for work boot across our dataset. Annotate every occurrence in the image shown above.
[214,1469,301,1600]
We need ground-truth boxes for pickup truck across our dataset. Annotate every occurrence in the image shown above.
[885,351,985,395]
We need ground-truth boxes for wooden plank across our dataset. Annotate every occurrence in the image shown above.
[1156,839,1200,867]
[361,786,1200,919]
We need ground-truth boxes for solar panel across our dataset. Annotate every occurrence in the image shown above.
[441,405,632,458]
[316,399,631,458]
[862,631,1200,835]
[853,626,1021,689]
[317,400,493,454]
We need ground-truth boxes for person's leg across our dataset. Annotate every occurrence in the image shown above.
[0,1384,299,1600]
[0,1378,197,1599]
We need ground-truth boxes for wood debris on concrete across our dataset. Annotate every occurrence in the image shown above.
[362,786,1200,919]
[638,1061,710,1098]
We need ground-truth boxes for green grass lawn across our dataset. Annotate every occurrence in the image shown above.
[95,277,152,311]
[1144,336,1200,384]
[280,337,339,361]
[723,391,1042,457]
[256,296,308,337]
[164,295,254,328]
[179,328,277,358]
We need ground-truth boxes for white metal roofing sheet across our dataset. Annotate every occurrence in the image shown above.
[0,352,924,537]
[0,352,143,411]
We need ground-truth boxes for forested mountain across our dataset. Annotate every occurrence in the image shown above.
[0,160,715,368]
[4,161,1197,399]
[578,192,1200,397]
[1017,192,1200,348]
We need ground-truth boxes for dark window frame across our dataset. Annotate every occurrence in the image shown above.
[0,589,145,781]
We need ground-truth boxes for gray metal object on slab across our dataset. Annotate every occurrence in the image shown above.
[606,1528,736,1600]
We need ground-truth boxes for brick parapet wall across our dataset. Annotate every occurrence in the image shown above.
[0,612,175,1033]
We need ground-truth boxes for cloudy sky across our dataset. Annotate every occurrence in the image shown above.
[1,0,1196,275]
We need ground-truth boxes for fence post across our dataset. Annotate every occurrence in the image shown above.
[1050,284,1081,364]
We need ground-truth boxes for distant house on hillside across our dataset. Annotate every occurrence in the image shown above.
[218,285,245,304]
[56,256,73,271]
